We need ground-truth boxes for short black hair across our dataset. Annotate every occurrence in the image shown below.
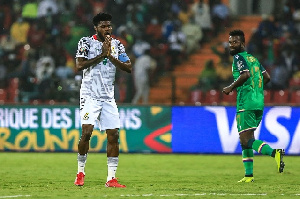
[93,12,112,26]
[229,29,245,43]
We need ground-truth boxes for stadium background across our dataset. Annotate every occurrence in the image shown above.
[0,0,299,155]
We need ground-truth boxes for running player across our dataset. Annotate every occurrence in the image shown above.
[74,12,131,187]
[222,30,285,182]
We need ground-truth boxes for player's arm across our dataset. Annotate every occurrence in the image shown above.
[107,39,132,73]
[222,71,250,95]
[107,54,132,73]
[76,54,106,71]
[222,54,249,95]
[75,36,108,71]
[262,70,271,85]
[260,64,271,85]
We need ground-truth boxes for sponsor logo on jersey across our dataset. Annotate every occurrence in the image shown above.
[237,60,243,70]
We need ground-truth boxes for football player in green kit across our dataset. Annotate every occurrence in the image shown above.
[222,30,285,183]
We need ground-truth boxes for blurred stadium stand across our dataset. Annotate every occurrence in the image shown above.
[0,0,299,106]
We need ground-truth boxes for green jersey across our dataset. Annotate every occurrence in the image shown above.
[232,51,266,112]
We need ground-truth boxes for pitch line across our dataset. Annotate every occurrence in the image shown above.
[0,195,31,198]
[120,193,300,197]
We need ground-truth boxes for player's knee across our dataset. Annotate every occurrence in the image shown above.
[82,132,92,141]
[241,144,251,150]
[81,124,94,141]
[107,129,119,143]
[247,138,255,148]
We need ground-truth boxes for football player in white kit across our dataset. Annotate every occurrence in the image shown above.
[74,12,132,188]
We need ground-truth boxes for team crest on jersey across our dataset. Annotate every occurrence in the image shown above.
[80,47,86,53]
[83,113,89,120]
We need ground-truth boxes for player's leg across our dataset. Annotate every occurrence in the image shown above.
[237,111,255,182]
[247,137,285,173]
[240,110,285,173]
[106,128,120,180]
[105,130,126,188]
[248,110,285,172]
[239,129,255,182]
[101,100,126,188]
[75,124,94,186]
[75,97,101,186]
[248,110,274,155]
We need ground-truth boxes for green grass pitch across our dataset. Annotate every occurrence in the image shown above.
[0,152,299,199]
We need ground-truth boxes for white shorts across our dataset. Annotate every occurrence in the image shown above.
[80,97,120,131]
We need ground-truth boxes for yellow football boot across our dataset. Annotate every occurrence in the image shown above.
[238,177,254,183]
[275,149,285,173]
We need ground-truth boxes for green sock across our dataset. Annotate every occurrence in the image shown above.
[251,139,273,156]
[242,149,254,176]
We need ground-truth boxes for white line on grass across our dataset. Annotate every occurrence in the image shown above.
[120,193,300,197]
[0,195,31,198]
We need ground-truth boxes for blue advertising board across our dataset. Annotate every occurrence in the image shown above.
[172,106,300,155]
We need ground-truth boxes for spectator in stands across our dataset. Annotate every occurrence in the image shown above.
[125,4,144,39]
[27,20,46,49]
[132,34,150,58]
[132,49,157,104]
[171,1,181,16]
[211,0,230,36]
[269,59,290,90]
[55,56,74,79]
[278,43,300,79]
[0,59,7,89]
[192,0,213,43]
[256,14,278,40]
[36,54,55,83]
[57,1,73,25]
[22,0,38,21]
[37,0,58,18]
[145,16,163,42]
[167,22,186,70]
[191,59,218,91]
[0,0,13,35]
[35,53,58,101]
[0,35,16,54]
[178,1,193,25]
[10,17,30,45]
[115,25,134,51]
[162,12,177,41]
[64,18,90,55]
[211,41,233,89]
[182,18,203,56]
[247,29,264,61]
[149,39,169,76]
[87,0,108,16]
[11,51,39,103]
[75,0,93,24]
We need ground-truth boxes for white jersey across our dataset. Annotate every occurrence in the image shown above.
[76,35,128,101]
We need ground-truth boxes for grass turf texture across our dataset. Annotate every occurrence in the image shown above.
[0,153,299,199]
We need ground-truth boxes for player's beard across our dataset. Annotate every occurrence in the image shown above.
[97,33,105,42]
[229,45,242,56]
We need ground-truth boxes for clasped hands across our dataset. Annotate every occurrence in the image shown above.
[101,35,112,58]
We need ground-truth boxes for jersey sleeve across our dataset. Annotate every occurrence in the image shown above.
[233,54,249,73]
[259,63,267,73]
[117,40,130,62]
[76,37,90,59]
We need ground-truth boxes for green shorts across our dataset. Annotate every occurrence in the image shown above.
[236,110,263,133]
